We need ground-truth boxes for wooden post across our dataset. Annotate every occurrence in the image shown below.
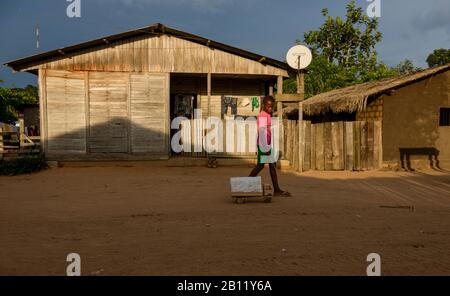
[38,69,47,155]
[207,72,212,117]
[315,123,325,171]
[85,71,90,154]
[0,125,3,160]
[269,81,274,96]
[166,73,171,157]
[374,121,383,169]
[19,115,25,149]
[277,76,284,160]
[360,121,368,170]
[324,122,333,170]
[353,121,361,171]
[310,123,316,170]
[297,71,304,173]
[345,121,354,171]
[304,121,311,171]
[206,72,212,159]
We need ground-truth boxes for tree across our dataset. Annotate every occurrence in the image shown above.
[303,0,382,74]
[426,48,450,67]
[0,83,39,124]
[284,53,355,97]
[393,59,421,75]
[286,0,397,98]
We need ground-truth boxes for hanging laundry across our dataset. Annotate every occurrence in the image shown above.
[174,95,193,118]
[252,96,260,112]
[221,95,238,118]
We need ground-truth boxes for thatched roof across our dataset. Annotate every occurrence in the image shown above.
[301,63,450,116]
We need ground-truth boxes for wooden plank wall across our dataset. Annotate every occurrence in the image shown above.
[283,120,382,171]
[45,70,168,157]
[303,121,311,171]
[88,72,129,153]
[24,35,288,77]
[46,70,86,154]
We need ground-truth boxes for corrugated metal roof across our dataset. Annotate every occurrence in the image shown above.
[4,23,289,73]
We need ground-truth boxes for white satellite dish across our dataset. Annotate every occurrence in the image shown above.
[286,45,312,70]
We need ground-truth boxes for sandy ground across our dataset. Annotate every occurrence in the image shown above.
[1,163,450,275]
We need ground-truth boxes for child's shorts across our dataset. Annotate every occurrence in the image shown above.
[257,146,274,164]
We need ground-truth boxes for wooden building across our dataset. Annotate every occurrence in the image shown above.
[298,64,450,170]
[4,23,290,160]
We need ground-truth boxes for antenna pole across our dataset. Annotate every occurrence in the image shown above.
[36,23,40,50]
[296,57,304,173]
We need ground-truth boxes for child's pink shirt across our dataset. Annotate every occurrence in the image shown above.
[257,110,272,147]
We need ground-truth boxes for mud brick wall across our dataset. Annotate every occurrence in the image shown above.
[356,97,384,121]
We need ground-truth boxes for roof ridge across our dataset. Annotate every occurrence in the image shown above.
[4,23,289,72]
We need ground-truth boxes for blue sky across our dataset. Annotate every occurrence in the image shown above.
[1,0,449,87]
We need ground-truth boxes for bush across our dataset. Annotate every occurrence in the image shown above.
[0,153,48,176]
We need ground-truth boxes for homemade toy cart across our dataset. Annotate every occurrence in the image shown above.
[230,177,273,204]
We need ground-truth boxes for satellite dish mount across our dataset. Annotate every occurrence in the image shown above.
[274,45,313,173]
[284,45,312,99]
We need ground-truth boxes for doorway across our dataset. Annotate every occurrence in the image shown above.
[170,93,198,156]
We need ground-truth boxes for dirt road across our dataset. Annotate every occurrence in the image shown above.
[1,164,449,275]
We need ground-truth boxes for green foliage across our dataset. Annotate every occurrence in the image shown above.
[0,154,48,176]
[426,48,450,67]
[393,59,422,75]
[284,54,354,97]
[0,83,38,124]
[287,0,399,98]
[284,55,397,98]
[303,0,382,72]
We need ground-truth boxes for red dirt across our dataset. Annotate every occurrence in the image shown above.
[1,164,450,275]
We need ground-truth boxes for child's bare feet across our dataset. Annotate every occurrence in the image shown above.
[274,190,291,197]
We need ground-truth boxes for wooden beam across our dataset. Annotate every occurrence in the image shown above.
[276,76,284,160]
[38,68,48,155]
[84,71,90,154]
[19,116,25,148]
[274,93,304,102]
[297,71,305,173]
[207,73,212,117]
[277,76,283,95]
[166,73,171,157]
[127,73,132,154]
[345,122,354,171]
[383,89,395,96]
[269,85,274,95]
[375,120,383,169]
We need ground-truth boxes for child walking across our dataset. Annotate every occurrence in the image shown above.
[249,96,291,197]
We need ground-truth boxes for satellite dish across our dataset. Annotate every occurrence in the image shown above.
[286,45,312,70]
